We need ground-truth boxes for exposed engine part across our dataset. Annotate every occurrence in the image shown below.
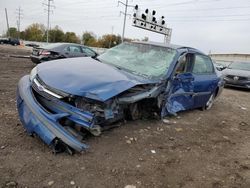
[127,103,141,120]
[75,97,104,117]
[118,86,161,104]
[51,139,74,155]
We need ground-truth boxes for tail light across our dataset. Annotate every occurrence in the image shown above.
[40,50,51,56]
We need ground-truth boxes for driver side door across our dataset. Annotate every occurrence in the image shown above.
[162,53,195,116]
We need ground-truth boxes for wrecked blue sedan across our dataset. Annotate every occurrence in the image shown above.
[17,41,224,153]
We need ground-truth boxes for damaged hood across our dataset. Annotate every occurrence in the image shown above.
[37,57,156,101]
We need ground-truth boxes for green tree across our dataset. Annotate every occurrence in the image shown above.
[64,32,80,43]
[49,26,64,42]
[24,23,46,41]
[98,34,122,48]
[6,27,18,38]
[20,31,26,39]
[82,31,97,46]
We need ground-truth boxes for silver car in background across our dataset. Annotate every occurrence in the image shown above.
[223,61,250,89]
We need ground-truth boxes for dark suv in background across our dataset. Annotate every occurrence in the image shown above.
[0,38,20,46]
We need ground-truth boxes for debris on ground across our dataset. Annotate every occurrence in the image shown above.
[151,150,156,154]
[169,137,175,141]
[175,128,183,132]
[124,185,136,188]
[239,106,247,110]
[1,145,6,149]
[126,140,132,144]
[48,181,54,186]
[162,119,171,124]
[5,181,18,187]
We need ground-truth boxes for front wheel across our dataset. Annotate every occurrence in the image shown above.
[203,92,215,110]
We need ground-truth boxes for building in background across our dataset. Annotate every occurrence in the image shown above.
[210,53,250,63]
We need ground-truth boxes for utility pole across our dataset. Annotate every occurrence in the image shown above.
[118,0,133,42]
[108,26,114,48]
[43,0,55,43]
[16,6,23,39]
[5,8,10,37]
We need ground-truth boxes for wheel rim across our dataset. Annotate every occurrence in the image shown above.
[206,93,215,110]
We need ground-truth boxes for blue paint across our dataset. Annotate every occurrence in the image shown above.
[17,42,224,153]
[37,57,157,102]
[17,76,89,152]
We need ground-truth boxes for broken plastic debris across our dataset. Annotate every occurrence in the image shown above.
[48,181,54,186]
[175,128,183,132]
[124,185,136,188]
[126,140,132,144]
[240,107,247,110]
[162,119,170,124]
[151,150,156,154]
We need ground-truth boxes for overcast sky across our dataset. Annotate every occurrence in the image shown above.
[0,0,250,54]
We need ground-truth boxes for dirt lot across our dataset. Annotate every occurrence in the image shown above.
[0,45,250,188]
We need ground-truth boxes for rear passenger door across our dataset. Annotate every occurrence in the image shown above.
[192,53,218,108]
[64,45,86,58]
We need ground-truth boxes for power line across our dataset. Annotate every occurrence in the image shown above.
[118,0,134,42]
[16,6,23,39]
[43,0,55,43]
[153,5,250,12]
[166,13,250,19]
[168,18,250,22]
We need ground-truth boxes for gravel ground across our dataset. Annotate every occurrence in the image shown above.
[0,45,250,188]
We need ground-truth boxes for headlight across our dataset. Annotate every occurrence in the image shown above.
[30,66,37,81]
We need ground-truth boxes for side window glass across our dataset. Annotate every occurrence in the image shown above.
[193,55,214,74]
[175,54,188,74]
[82,47,96,56]
[65,46,82,53]
[64,46,70,52]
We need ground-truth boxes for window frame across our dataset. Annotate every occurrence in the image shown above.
[81,46,96,57]
[64,45,83,54]
[191,53,215,75]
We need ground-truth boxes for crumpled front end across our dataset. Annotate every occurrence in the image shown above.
[17,75,98,153]
[17,74,162,154]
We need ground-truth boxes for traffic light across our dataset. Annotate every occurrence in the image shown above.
[132,5,171,37]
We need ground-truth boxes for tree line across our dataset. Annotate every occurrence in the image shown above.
[4,23,148,48]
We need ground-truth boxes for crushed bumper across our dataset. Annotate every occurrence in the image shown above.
[17,75,94,152]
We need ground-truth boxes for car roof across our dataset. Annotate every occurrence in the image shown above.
[132,41,206,55]
[41,43,92,50]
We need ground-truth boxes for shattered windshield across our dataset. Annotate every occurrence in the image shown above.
[98,42,177,79]
[228,62,250,71]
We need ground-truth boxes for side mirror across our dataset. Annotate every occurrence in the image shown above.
[216,65,227,71]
